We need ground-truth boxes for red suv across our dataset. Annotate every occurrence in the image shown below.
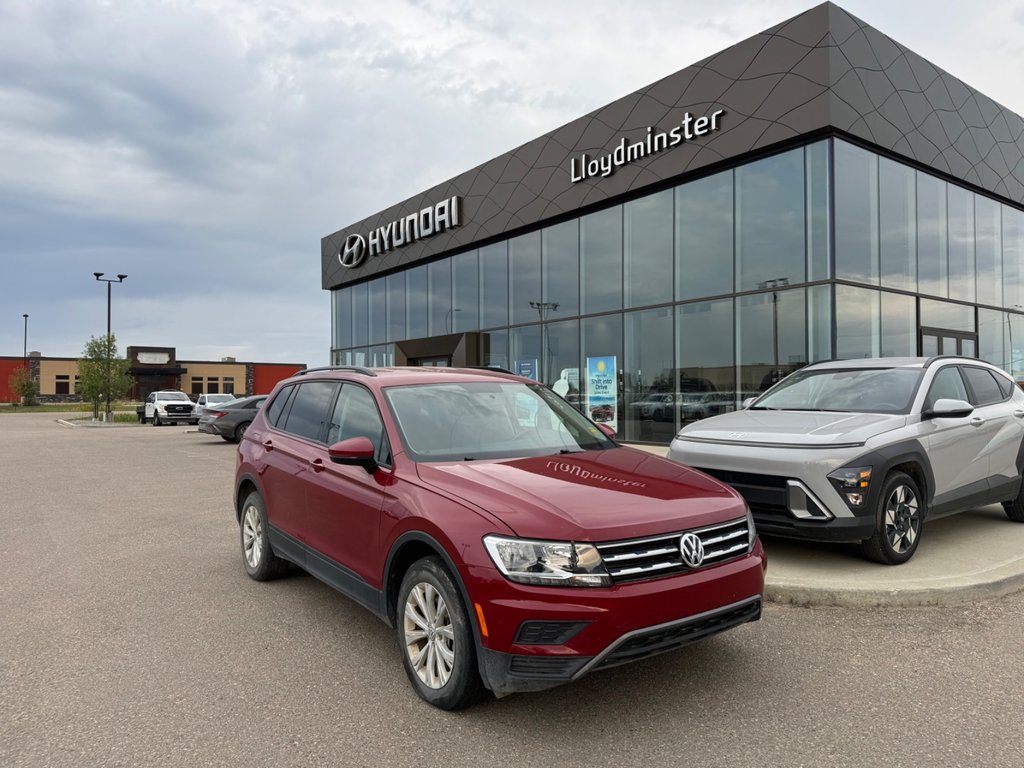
[234,366,766,709]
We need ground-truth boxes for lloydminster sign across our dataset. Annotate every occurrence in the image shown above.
[569,109,725,183]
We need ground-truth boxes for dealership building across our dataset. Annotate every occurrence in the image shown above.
[321,2,1024,444]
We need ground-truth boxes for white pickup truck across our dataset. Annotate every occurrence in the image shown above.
[140,390,195,426]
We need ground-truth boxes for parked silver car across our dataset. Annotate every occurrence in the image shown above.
[667,357,1024,564]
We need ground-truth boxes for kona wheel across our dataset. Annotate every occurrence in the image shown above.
[397,557,486,710]
[861,471,923,565]
[239,491,288,581]
[1003,492,1024,522]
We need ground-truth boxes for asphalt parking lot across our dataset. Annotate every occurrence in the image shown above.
[3,412,1024,767]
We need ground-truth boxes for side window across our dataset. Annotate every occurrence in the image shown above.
[327,384,387,461]
[962,366,1005,406]
[265,385,295,428]
[281,382,340,442]
[925,367,968,410]
[994,373,1014,399]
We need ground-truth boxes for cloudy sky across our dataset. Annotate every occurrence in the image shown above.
[2,0,1023,367]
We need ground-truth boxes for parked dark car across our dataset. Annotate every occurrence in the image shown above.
[234,366,765,709]
[198,396,267,442]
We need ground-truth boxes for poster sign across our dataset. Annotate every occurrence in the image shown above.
[515,359,539,381]
[586,356,617,430]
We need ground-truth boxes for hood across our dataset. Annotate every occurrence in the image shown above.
[415,448,745,541]
[676,409,907,447]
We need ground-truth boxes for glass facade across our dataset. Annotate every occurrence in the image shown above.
[331,137,1024,442]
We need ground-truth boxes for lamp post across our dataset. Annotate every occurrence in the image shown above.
[22,313,28,365]
[94,272,127,422]
[529,301,559,323]
[444,307,461,334]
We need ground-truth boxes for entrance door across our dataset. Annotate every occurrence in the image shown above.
[919,327,977,358]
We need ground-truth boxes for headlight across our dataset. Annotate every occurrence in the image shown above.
[827,466,872,507]
[745,504,757,551]
[483,535,611,587]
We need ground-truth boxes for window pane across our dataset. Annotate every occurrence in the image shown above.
[676,169,733,300]
[582,314,622,428]
[879,157,916,292]
[975,196,1002,307]
[1004,206,1024,310]
[351,282,368,347]
[736,148,805,292]
[624,307,675,442]
[880,292,916,357]
[544,319,580,410]
[542,220,578,317]
[947,185,976,303]
[836,284,880,360]
[333,287,352,350]
[917,173,948,298]
[479,242,509,329]
[835,140,879,285]
[978,308,1008,371]
[808,284,833,363]
[806,140,831,282]
[677,299,735,421]
[920,298,973,332]
[282,381,338,442]
[581,206,623,314]
[368,277,386,345]
[511,325,542,380]
[386,273,406,342]
[509,232,541,325]
[328,384,384,454]
[738,288,806,393]
[427,259,452,337]
[481,329,509,370]
[406,265,428,339]
[452,250,479,332]
[624,189,673,308]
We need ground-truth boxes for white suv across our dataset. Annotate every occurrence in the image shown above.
[667,357,1024,564]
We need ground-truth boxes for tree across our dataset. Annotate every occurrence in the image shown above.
[8,366,37,405]
[78,334,132,420]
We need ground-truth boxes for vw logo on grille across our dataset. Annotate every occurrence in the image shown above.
[679,532,705,568]
[338,234,367,269]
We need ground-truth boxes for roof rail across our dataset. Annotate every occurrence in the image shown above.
[296,365,377,377]
[463,365,516,376]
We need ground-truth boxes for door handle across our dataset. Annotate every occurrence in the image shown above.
[262,439,274,451]
[1014,410,1024,419]
[310,458,325,473]
[970,417,986,427]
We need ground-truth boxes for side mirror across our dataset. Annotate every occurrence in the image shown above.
[596,423,616,439]
[742,397,757,409]
[328,436,378,472]
[923,398,974,419]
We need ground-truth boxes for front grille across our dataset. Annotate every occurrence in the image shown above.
[514,621,589,645]
[592,597,761,671]
[595,516,751,584]
[694,467,791,516]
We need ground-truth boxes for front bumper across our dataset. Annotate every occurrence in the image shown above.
[469,542,765,695]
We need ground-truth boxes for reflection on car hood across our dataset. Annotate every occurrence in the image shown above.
[414,448,746,541]
[676,409,907,447]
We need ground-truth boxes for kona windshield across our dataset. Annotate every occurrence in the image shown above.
[750,367,923,414]
[384,381,615,461]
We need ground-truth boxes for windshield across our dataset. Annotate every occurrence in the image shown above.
[751,367,923,414]
[159,392,190,401]
[384,381,615,461]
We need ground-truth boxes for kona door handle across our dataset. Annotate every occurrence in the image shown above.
[1014,410,1024,419]
[262,439,274,451]
[310,458,325,473]
[970,417,986,427]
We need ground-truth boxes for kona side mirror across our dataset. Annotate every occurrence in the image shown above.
[923,398,974,419]
[328,436,378,472]
[742,397,757,409]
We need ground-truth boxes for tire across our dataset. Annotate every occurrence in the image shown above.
[861,471,924,565]
[1002,488,1024,522]
[233,422,251,443]
[239,491,288,581]
[152,413,161,427]
[397,557,487,710]
[139,414,147,424]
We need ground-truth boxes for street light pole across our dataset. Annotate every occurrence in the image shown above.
[444,307,461,333]
[22,313,28,365]
[94,272,127,422]
[529,301,559,323]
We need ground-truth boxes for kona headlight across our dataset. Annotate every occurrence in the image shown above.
[827,466,873,507]
[483,535,611,587]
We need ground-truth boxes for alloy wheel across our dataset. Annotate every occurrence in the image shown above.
[403,582,455,689]
[884,483,919,554]
[242,505,264,568]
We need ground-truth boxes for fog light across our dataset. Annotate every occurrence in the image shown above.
[845,492,865,506]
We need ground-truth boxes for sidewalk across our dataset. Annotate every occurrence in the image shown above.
[622,443,1024,607]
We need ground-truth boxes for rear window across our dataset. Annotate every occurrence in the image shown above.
[280,382,339,442]
[265,385,295,427]
[962,366,1005,406]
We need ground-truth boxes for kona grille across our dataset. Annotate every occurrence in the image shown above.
[595,516,751,584]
